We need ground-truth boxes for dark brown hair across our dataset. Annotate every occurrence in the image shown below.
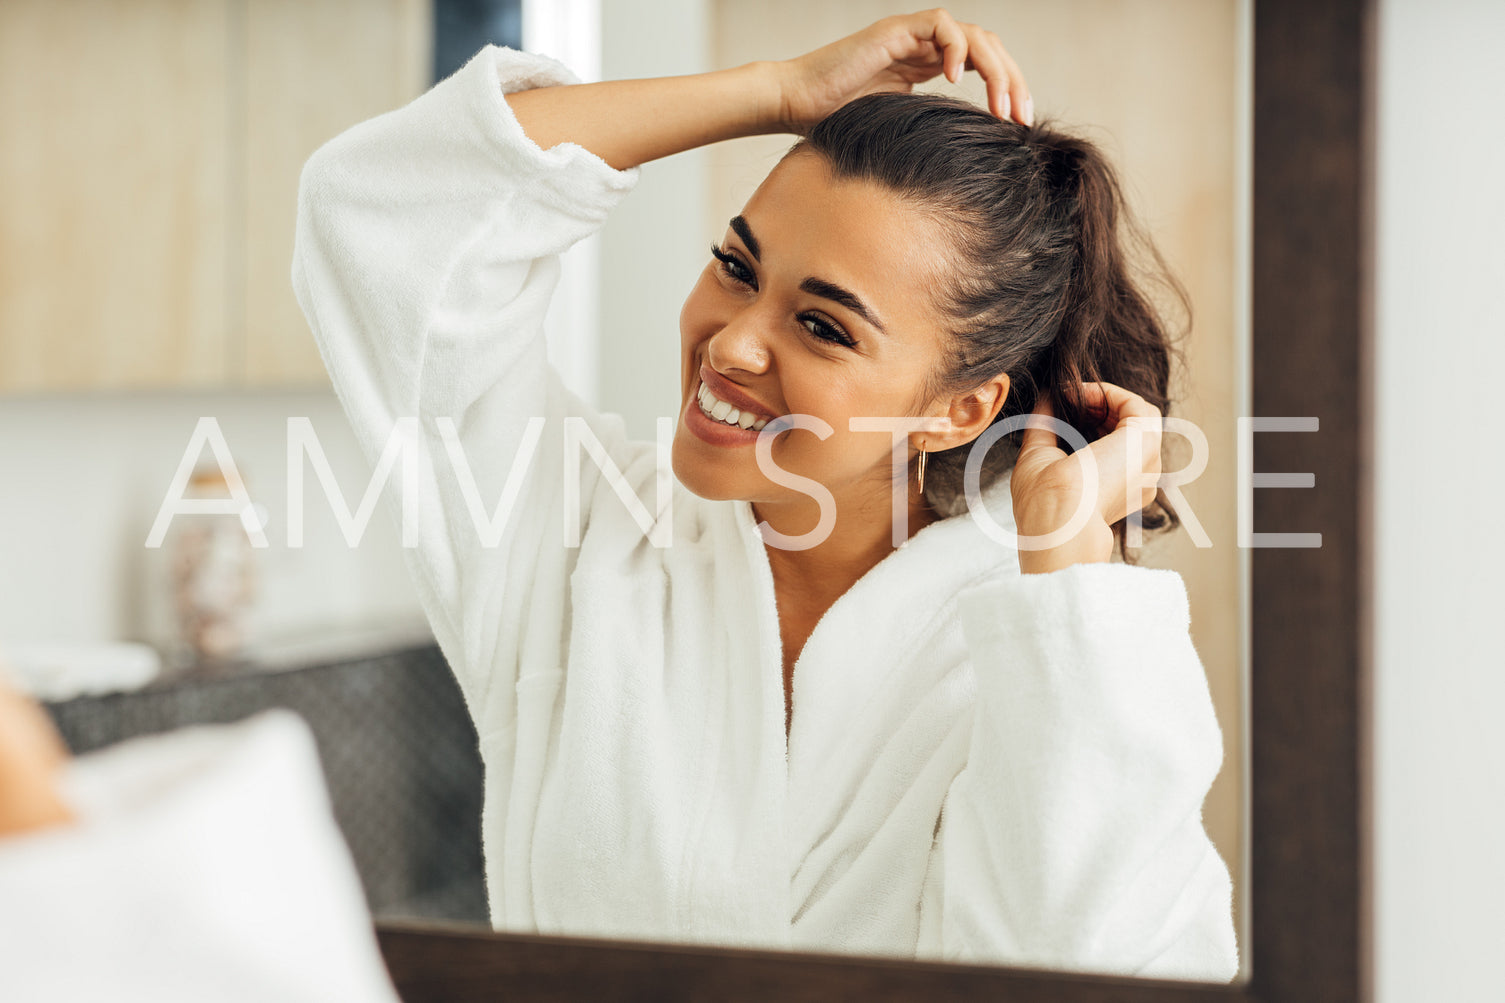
[791,92,1187,561]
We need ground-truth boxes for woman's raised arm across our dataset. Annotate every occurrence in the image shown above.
[505,7,1033,171]
[292,11,1030,717]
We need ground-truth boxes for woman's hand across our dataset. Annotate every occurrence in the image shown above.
[774,8,1032,134]
[1011,382,1164,575]
[0,671,73,836]
[505,8,1028,170]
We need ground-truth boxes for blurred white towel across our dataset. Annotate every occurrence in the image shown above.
[0,641,161,700]
[0,710,401,1003]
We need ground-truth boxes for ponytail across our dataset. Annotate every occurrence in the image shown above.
[800,94,1189,561]
[1028,131,1187,558]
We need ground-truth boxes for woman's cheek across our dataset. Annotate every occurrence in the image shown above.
[677,270,720,345]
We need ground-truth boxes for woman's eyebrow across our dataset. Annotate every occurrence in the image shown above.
[730,215,761,260]
[728,215,888,336]
[800,277,888,336]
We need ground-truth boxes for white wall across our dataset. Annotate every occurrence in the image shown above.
[1373,0,1505,999]
[594,0,712,439]
[0,389,423,650]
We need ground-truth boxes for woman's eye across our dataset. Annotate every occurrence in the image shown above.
[709,244,855,350]
[710,244,754,287]
[801,315,856,348]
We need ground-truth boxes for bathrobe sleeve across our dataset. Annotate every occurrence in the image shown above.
[291,45,644,718]
[0,712,400,1003]
[918,561,1240,983]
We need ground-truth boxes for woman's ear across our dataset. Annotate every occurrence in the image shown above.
[934,373,1010,449]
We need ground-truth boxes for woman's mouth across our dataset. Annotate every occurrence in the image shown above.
[683,380,776,447]
[695,380,769,431]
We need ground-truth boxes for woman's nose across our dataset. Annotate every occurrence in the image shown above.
[707,306,772,375]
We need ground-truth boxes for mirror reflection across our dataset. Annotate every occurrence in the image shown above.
[0,0,1248,994]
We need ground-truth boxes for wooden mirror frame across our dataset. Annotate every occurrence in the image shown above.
[374,0,1373,998]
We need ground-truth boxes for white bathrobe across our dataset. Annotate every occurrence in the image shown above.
[292,44,1240,983]
[0,712,401,1003]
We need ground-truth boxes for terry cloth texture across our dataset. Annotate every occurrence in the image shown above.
[292,44,1239,982]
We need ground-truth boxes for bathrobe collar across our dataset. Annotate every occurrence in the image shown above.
[731,470,1021,761]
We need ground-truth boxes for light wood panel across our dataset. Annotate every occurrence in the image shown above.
[710,0,1246,938]
[0,0,231,392]
[0,0,432,394]
[240,0,432,386]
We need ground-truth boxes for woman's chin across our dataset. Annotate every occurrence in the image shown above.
[670,431,747,502]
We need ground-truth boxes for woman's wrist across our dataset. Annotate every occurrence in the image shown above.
[1017,516,1115,575]
[735,60,793,136]
[504,60,792,171]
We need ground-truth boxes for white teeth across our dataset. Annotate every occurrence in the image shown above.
[696,380,772,431]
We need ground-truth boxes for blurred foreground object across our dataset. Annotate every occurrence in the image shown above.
[0,711,401,1003]
[0,641,161,701]
[0,672,73,834]
[44,638,487,924]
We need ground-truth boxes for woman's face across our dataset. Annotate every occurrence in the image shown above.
[673,151,960,524]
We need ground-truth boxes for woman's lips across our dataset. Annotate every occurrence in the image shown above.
[698,364,776,423]
[684,384,763,447]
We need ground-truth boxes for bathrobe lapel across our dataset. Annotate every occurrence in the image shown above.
[528,468,1018,952]
[527,486,792,950]
[766,474,1021,948]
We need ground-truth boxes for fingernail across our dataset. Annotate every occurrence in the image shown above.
[1000,93,1011,120]
[1024,95,1034,126]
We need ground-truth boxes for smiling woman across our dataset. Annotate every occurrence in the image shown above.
[674,153,960,525]
[292,8,1236,982]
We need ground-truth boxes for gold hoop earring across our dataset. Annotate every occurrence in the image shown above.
[916,440,927,495]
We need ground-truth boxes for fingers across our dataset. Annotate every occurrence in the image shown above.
[989,34,1033,127]
[1075,381,1164,514]
[964,25,1032,125]
[1077,381,1163,440]
[921,10,969,85]
[963,26,1013,121]
[1024,383,1164,511]
[903,9,1033,125]
[1036,381,1163,434]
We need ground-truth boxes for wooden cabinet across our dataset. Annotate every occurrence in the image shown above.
[0,0,430,393]
[0,0,232,392]
[242,0,431,385]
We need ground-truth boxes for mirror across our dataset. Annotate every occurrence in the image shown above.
[592,0,1250,983]
[0,0,1259,992]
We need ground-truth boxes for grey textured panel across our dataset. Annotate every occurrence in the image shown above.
[45,643,488,925]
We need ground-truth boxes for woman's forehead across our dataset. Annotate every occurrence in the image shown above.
[735,153,953,329]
